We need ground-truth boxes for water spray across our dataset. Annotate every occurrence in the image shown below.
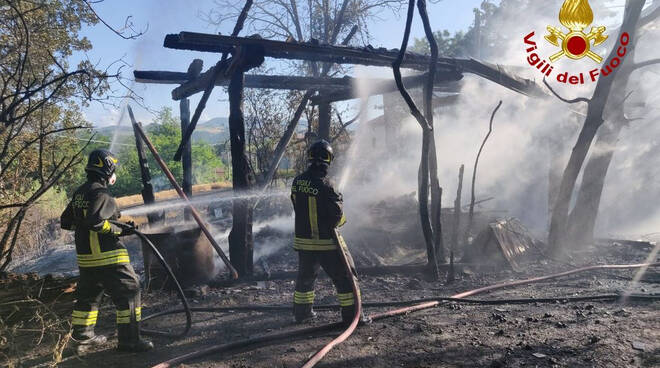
[621,241,660,303]
[109,104,128,153]
[122,190,289,217]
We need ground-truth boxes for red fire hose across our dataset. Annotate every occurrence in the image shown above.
[151,261,658,368]
[299,230,362,368]
[369,262,660,322]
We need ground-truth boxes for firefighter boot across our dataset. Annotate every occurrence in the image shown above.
[293,303,317,324]
[72,326,107,345]
[117,320,154,352]
[117,302,153,352]
[72,325,107,352]
[340,306,371,326]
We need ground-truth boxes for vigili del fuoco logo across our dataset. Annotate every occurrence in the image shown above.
[523,0,630,85]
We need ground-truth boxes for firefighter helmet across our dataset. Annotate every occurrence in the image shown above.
[308,140,334,165]
[85,149,118,178]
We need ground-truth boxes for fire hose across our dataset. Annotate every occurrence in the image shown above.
[299,230,361,368]
[151,262,659,368]
[140,293,659,320]
[110,220,192,338]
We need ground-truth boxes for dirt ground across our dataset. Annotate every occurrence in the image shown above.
[2,241,658,368]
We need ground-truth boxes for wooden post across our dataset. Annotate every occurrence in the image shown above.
[128,105,161,224]
[448,164,464,283]
[180,98,193,220]
[227,69,254,277]
[318,101,331,141]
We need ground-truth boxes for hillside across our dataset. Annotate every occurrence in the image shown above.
[96,117,229,145]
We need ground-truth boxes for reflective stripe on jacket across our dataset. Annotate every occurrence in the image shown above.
[291,165,346,251]
[61,179,129,268]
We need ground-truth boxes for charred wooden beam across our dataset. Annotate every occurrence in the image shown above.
[228,66,256,277]
[180,98,193,220]
[169,59,231,102]
[318,102,331,141]
[135,71,353,95]
[127,105,162,224]
[133,69,463,103]
[448,164,465,283]
[163,32,546,97]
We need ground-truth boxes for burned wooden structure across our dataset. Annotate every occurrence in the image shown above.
[133,30,545,278]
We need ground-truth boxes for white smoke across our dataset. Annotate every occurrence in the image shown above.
[336,0,660,241]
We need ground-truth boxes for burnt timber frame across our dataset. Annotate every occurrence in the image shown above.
[133,70,463,102]
[133,30,546,278]
[162,32,546,98]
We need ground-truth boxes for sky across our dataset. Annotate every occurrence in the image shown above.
[75,0,489,127]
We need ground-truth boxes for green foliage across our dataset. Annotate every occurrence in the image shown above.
[65,107,227,198]
[410,1,500,58]
[0,0,116,269]
[411,29,470,57]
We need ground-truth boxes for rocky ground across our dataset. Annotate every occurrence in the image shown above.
[1,240,658,368]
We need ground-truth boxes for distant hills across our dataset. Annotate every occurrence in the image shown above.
[95,117,229,145]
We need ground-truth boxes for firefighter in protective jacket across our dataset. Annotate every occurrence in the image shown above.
[291,140,358,324]
[60,149,153,352]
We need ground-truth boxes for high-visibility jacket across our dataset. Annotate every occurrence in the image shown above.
[291,165,346,251]
[60,179,128,268]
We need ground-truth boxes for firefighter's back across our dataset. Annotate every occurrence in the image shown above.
[291,167,338,251]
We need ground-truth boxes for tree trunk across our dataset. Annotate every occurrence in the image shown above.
[567,120,622,246]
[228,71,254,277]
[180,98,193,221]
[418,128,438,277]
[547,0,644,253]
[566,46,639,247]
[448,164,464,282]
[424,84,444,264]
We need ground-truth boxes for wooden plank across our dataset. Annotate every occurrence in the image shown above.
[163,32,546,97]
[127,105,162,224]
[134,69,462,102]
[227,71,254,276]
[180,98,193,220]
[135,71,354,91]
[164,32,456,70]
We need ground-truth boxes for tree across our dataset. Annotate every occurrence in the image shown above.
[547,0,647,253]
[111,107,226,197]
[566,3,660,246]
[204,0,405,148]
[0,0,121,270]
[411,29,470,57]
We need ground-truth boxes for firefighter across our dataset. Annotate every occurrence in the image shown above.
[60,149,153,352]
[291,140,359,324]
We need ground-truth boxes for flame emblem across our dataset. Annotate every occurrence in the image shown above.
[545,0,608,63]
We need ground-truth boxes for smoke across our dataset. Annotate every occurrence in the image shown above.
[212,216,295,273]
[335,0,660,242]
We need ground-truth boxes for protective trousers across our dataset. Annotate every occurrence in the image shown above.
[293,250,357,323]
[71,263,141,341]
